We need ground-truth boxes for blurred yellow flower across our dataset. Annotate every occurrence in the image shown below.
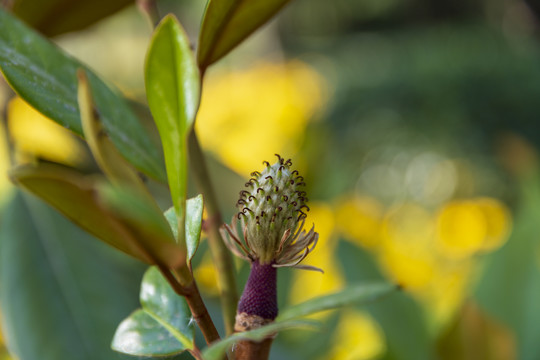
[436,200,487,259]
[325,310,386,360]
[379,203,436,289]
[193,252,220,296]
[418,261,473,329]
[7,97,89,167]
[196,61,326,176]
[0,118,12,204]
[436,199,511,259]
[327,192,511,331]
[475,198,511,251]
[336,195,383,249]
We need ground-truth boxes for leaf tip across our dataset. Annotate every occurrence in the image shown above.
[76,68,87,83]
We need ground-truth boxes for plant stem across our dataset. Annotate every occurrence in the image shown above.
[188,130,238,335]
[234,338,274,360]
[183,280,223,345]
[188,347,204,360]
[158,265,225,358]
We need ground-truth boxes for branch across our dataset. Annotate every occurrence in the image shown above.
[188,130,238,335]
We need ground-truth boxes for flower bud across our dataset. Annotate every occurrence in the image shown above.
[221,155,322,347]
[221,155,320,270]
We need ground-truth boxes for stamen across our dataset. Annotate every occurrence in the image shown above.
[249,178,259,186]
[224,223,251,255]
[275,229,292,255]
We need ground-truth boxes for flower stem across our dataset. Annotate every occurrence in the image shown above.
[233,262,278,360]
[237,261,278,321]
[234,338,274,360]
[188,129,238,335]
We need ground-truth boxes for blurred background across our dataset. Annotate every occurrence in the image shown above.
[2,0,540,359]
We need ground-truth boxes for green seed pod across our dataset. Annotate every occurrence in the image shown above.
[221,155,321,271]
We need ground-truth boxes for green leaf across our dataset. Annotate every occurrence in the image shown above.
[186,194,204,261]
[145,14,200,222]
[276,282,398,321]
[198,0,291,70]
[96,183,184,265]
[0,191,144,360]
[10,163,185,268]
[111,310,188,357]
[112,267,194,356]
[11,0,132,37]
[77,70,150,195]
[164,194,204,262]
[0,8,166,182]
[201,319,319,360]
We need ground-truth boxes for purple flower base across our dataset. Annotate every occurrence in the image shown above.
[237,260,278,320]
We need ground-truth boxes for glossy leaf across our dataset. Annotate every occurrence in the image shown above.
[10,163,184,268]
[164,194,204,262]
[112,267,194,357]
[201,319,318,360]
[276,282,398,321]
[0,191,144,360]
[12,0,132,37]
[145,14,200,220]
[77,70,149,195]
[0,8,166,181]
[96,183,184,266]
[198,0,291,70]
[185,194,204,261]
[111,310,187,357]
